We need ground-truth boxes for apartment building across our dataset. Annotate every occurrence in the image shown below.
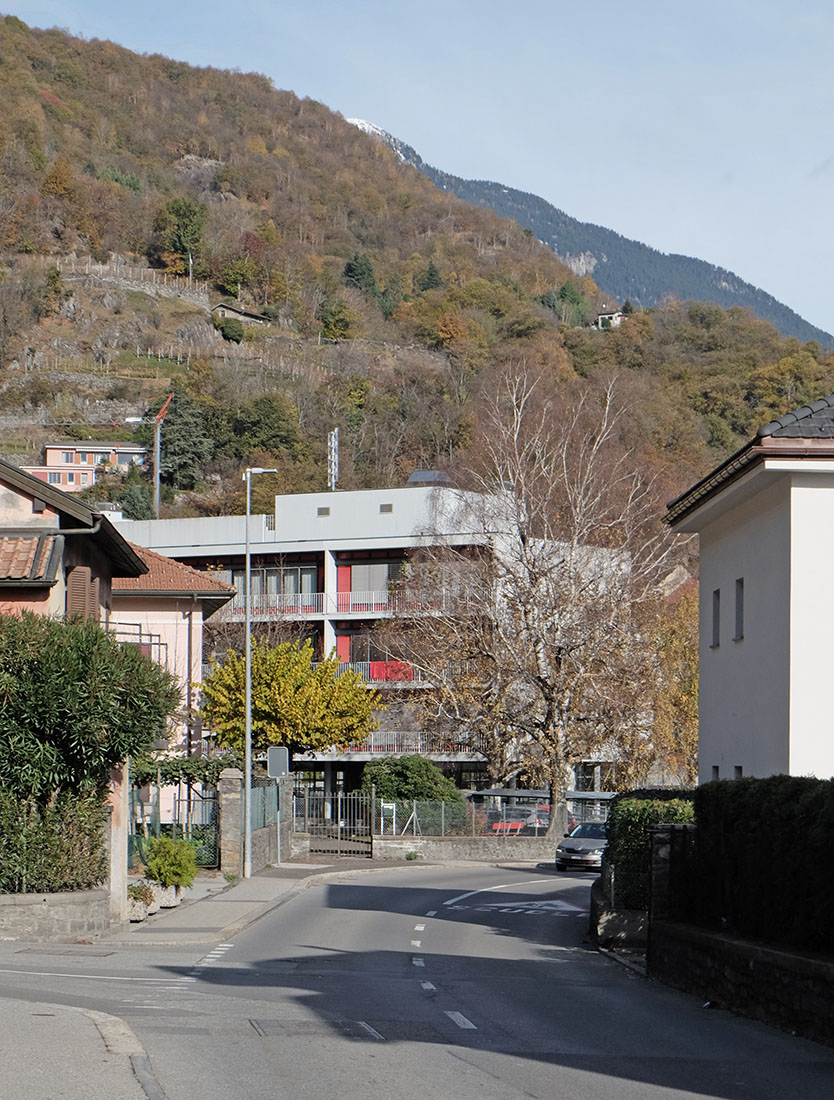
[22,441,147,493]
[116,483,492,790]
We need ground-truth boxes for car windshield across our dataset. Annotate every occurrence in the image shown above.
[568,823,607,840]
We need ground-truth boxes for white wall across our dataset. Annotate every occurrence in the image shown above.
[697,477,791,783]
[788,474,834,778]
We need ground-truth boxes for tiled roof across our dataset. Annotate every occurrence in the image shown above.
[0,534,62,584]
[757,393,834,438]
[113,543,235,597]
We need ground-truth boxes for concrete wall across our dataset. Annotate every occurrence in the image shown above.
[0,890,111,941]
[371,834,556,861]
[218,768,292,878]
[697,477,791,782]
[648,920,834,1048]
[789,474,834,777]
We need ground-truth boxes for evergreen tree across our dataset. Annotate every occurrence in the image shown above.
[418,260,443,292]
[343,253,378,297]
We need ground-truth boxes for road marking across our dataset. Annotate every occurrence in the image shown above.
[0,969,195,984]
[446,1011,477,1029]
[425,910,437,916]
[444,879,551,907]
[359,1021,385,1041]
[420,981,436,992]
[411,940,422,947]
[412,957,425,967]
[414,924,425,931]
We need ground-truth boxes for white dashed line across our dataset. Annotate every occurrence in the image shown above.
[414,924,425,931]
[444,880,550,907]
[425,910,437,916]
[411,940,422,947]
[412,957,425,967]
[420,981,436,992]
[446,1011,477,1029]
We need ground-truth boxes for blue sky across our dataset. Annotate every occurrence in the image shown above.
[6,1,834,334]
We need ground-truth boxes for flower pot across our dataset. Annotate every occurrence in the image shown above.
[128,898,148,922]
[150,883,180,908]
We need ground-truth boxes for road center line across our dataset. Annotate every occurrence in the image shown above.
[444,879,551,907]
[420,981,436,991]
[412,957,425,967]
[425,910,437,916]
[446,1011,477,1029]
[411,940,422,947]
[0,968,195,984]
[414,924,425,931]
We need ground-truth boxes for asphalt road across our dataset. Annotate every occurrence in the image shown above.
[1,864,833,1100]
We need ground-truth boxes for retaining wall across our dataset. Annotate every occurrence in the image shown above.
[371,834,556,861]
[648,920,834,1048]
[0,889,111,942]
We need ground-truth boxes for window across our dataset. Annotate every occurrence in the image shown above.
[79,452,88,463]
[317,506,330,517]
[48,472,61,484]
[711,588,720,647]
[712,765,720,781]
[96,453,109,465]
[80,473,88,485]
[379,503,393,514]
[67,472,74,484]
[62,451,73,463]
[734,578,744,640]
[734,765,743,779]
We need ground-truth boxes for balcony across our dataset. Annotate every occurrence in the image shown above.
[317,660,425,686]
[297,729,486,759]
[214,587,466,622]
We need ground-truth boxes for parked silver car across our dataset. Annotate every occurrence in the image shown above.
[554,822,608,871]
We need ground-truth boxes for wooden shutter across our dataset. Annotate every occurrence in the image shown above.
[66,566,91,618]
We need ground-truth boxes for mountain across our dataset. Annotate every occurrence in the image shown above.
[348,121,832,347]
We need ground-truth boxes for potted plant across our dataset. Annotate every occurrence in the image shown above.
[127,881,155,922]
[144,836,197,908]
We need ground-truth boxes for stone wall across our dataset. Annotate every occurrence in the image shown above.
[371,834,556,862]
[218,768,293,877]
[0,890,111,942]
[648,920,834,1047]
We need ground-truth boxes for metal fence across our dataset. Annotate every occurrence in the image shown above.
[129,785,219,869]
[251,776,279,830]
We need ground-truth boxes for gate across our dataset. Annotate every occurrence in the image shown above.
[130,785,220,869]
[293,791,373,858]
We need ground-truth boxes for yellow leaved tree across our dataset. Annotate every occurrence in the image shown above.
[201,639,382,757]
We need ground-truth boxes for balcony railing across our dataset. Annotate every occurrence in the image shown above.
[215,587,469,622]
[315,660,425,685]
[303,730,484,756]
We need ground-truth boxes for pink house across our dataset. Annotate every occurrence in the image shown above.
[22,441,147,494]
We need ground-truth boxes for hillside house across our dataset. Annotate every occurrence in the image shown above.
[22,441,147,494]
[667,393,834,783]
[210,302,269,325]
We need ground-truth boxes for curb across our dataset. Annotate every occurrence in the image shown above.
[76,1005,169,1100]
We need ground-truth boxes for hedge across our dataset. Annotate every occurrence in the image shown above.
[0,792,108,893]
[693,775,834,952]
[606,789,696,909]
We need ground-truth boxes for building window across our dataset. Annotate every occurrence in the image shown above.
[734,577,744,640]
[734,765,743,779]
[711,588,720,647]
[48,472,61,484]
[379,503,393,514]
[67,472,74,484]
[96,453,109,465]
[712,765,720,781]
[317,506,330,517]
[62,451,73,463]
[80,473,88,485]
[79,452,88,463]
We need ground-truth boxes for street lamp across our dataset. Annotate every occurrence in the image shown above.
[125,391,174,519]
[243,466,279,879]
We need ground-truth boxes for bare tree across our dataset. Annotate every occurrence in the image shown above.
[382,366,679,797]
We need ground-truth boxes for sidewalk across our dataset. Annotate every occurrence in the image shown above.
[102,857,407,946]
[0,998,152,1100]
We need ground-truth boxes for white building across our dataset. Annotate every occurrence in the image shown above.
[667,394,834,783]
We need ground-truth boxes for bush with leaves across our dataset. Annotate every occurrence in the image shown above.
[605,790,696,909]
[144,835,197,890]
[360,755,461,802]
[0,791,108,893]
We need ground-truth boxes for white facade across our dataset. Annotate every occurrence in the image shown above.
[673,458,834,783]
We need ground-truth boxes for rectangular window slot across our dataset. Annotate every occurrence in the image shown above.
[317,507,330,517]
[734,577,744,640]
[712,765,720,781]
[379,503,393,514]
[711,588,720,648]
[734,765,743,779]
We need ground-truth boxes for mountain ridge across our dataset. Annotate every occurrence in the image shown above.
[349,120,832,347]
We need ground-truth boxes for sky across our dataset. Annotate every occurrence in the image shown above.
[6,0,834,335]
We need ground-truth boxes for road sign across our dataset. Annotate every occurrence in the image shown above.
[267,746,289,778]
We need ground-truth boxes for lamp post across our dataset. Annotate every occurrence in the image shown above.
[243,466,279,879]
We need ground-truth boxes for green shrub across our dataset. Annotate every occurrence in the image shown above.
[693,775,834,952]
[127,881,155,906]
[213,315,244,343]
[0,791,107,893]
[606,790,696,909]
[144,836,197,890]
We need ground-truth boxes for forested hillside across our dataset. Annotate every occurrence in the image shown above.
[0,16,832,523]
[354,123,832,347]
